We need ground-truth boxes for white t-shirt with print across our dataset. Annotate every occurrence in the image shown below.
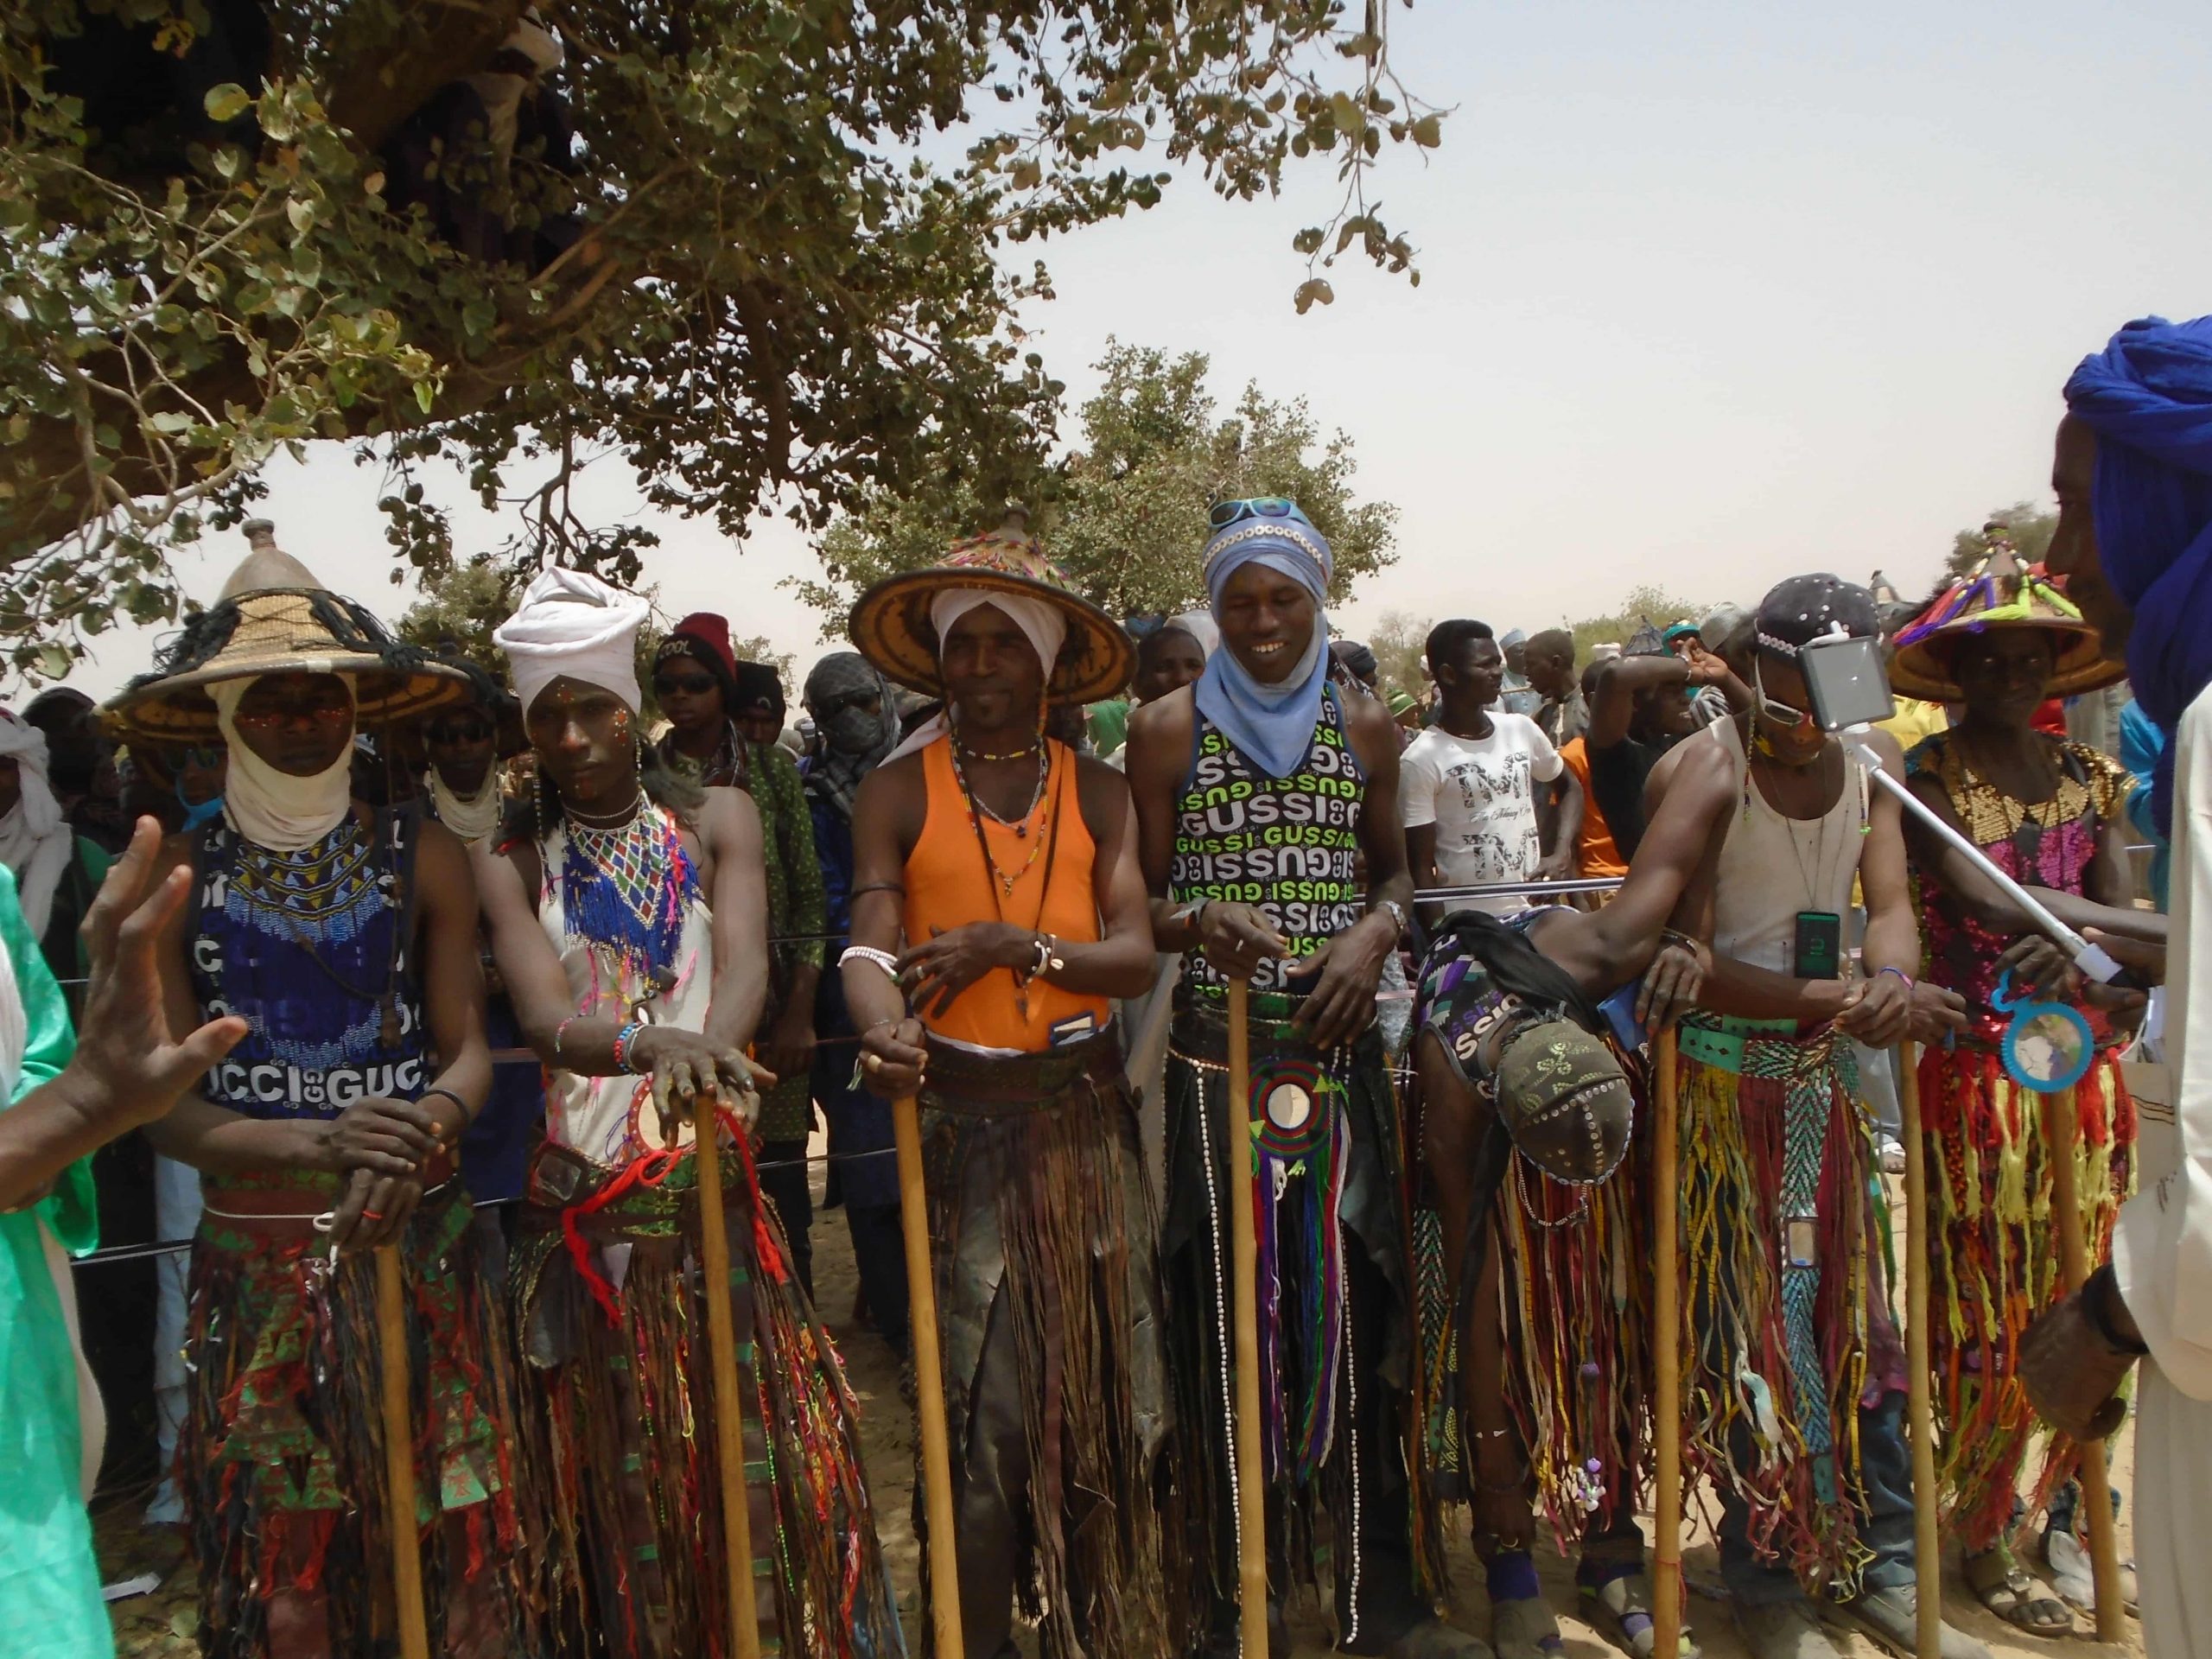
[1400,715,1564,911]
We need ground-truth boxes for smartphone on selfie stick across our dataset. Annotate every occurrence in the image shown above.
[1796,632,2126,985]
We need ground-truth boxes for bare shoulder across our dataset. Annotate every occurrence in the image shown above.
[1071,751,1135,832]
[1339,686,1401,773]
[854,749,927,812]
[1854,726,1905,779]
[1651,725,1732,802]
[1126,684,1196,754]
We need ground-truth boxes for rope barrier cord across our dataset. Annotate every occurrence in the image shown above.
[60,873,1633,1273]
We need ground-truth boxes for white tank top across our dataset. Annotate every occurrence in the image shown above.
[1707,718,1869,976]
[537,814,716,1167]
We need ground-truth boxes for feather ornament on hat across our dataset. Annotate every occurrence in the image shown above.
[1888,546,2121,702]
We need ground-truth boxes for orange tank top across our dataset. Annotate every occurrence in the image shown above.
[903,736,1109,1052]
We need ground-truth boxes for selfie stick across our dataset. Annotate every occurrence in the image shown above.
[1844,740,2123,983]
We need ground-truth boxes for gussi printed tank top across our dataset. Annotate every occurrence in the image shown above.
[903,736,1109,1052]
[190,806,430,1120]
[1171,683,1366,997]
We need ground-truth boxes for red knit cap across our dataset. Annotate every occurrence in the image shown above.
[659,612,737,683]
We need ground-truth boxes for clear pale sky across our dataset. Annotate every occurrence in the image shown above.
[54,0,2212,701]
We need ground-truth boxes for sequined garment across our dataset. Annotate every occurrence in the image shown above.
[1905,729,2138,1550]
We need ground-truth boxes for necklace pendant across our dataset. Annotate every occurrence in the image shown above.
[1016,823,1027,838]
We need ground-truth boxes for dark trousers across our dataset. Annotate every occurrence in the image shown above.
[846,1200,910,1357]
[755,1136,814,1299]
[945,1282,1029,1658]
[1716,1389,1916,1605]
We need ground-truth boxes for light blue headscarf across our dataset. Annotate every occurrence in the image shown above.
[2064,315,2212,835]
[1192,504,1335,779]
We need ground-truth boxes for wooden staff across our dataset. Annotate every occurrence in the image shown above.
[893,1091,965,1658]
[372,1245,431,1659]
[1895,1043,1942,1657]
[1224,979,1269,1659]
[2043,1084,2127,1643]
[1651,1027,1683,1659]
[693,1100,762,1659]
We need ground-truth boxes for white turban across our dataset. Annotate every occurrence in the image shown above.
[884,589,1070,764]
[0,712,72,937]
[213,677,356,853]
[495,568,650,720]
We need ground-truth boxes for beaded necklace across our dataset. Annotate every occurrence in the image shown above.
[558,801,697,992]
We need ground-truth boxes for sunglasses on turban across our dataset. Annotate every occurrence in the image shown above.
[1208,497,1300,530]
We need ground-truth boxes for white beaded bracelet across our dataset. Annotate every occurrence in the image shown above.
[839,944,901,980]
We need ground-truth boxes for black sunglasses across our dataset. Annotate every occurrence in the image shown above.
[426,716,495,746]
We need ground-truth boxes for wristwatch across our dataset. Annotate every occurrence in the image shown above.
[1174,897,1211,930]
[1372,898,1408,939]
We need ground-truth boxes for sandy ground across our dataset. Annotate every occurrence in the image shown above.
[98,1140,2148,1658]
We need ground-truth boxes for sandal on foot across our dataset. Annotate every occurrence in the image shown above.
[2043,1520,2141,1618]
[1965,1544,2074,1638]
[1490,1594,1564,1659]
[1580,1570,1700,1659]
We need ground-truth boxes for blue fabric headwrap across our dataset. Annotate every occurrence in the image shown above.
[176,783,225,833]
[2064,315,2212,835]
[1193,505,1336,779]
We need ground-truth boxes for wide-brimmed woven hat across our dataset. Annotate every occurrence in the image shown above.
[848,509,1134,704]
[105,520,469,742]
[1889,548,2123,702]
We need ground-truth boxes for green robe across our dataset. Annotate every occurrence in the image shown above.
[0,862,107,1656]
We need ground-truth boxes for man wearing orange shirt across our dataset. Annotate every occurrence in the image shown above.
[842,523,1177,1658]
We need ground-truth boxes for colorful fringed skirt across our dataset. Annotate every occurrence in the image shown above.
[509,1137,903,1659]
[1670,1015,1904,1596]
[1917,1042,2135,1551]
[918,1031,1176,1657]
[1409,1122,1653,1559]
[181,1174,527,1659]
[1160,995,1422,1637]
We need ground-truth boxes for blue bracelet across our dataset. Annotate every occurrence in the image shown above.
[613,1020,647,1074]
[1877,965,1914,988]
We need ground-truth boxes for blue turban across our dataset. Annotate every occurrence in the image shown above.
[1193,505,1336,779]
[2064,315,2212,834]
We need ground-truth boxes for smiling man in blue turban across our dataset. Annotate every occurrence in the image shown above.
[1127,501,1486,1656]
[2024,315,2212,1656]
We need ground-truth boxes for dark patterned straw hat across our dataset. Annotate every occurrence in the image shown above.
[848,507,1134,704]
[1491,1014,1636,1185]
[105,520,467,742]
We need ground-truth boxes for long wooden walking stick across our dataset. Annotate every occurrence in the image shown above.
[1650,1027,1683,1659]
[2043,1084,2127,1643]
[1224,978,1268,1659]
[372,1245,432,1659]
[1895,1043,1942,1657]
[893,1091,965,1658]
[694,1100,763,1659]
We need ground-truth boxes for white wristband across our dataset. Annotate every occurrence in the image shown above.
[839,945,900,980]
